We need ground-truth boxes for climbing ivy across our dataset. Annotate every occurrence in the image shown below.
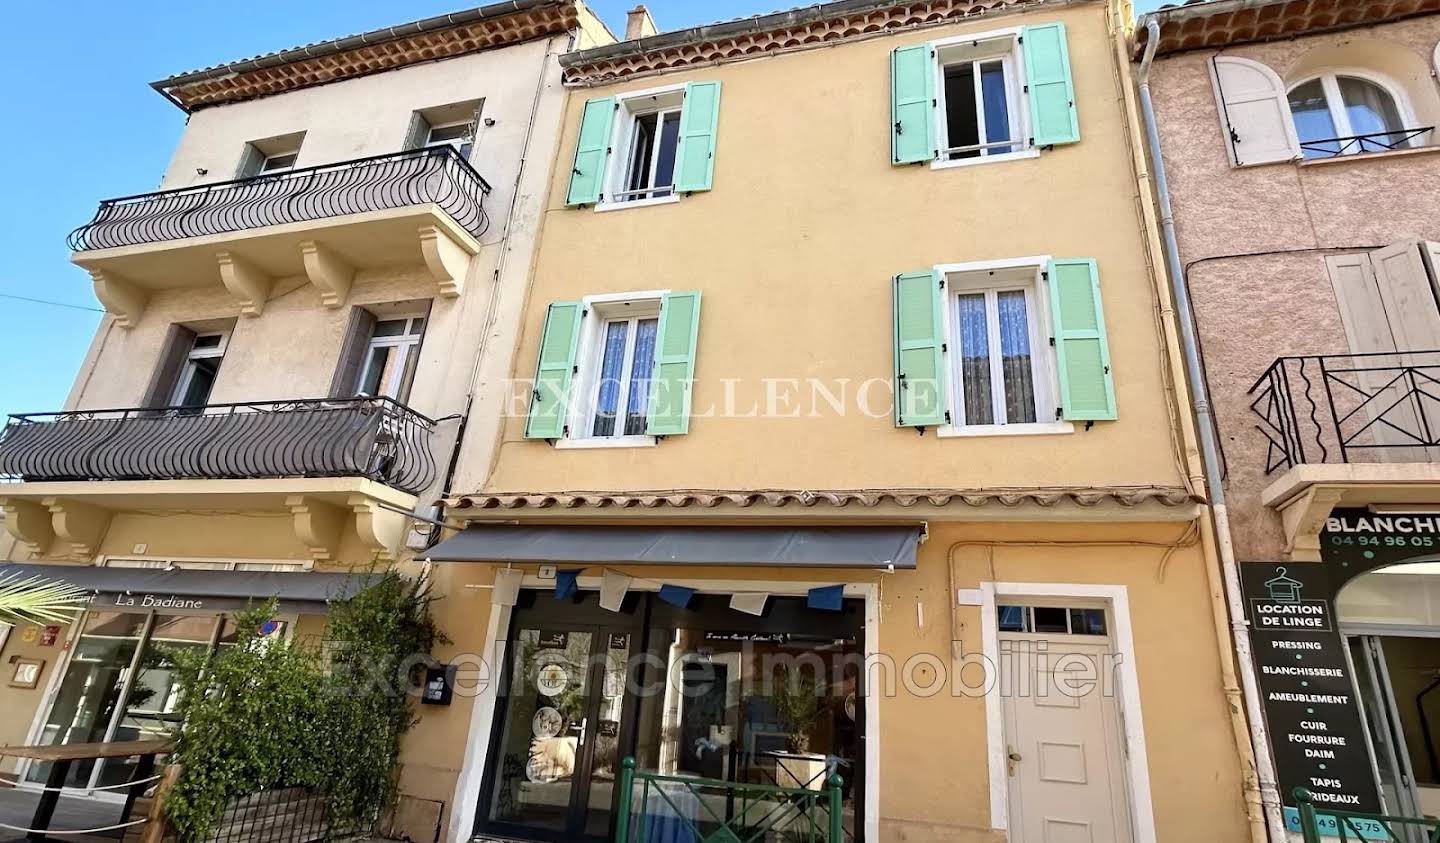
[163,569,445,840]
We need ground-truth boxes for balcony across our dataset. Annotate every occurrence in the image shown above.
[69,147,491,326]
[0,398,439,561]
[1249,351,1440,558]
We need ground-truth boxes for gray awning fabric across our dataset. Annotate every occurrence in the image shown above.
[424,525,920,569]
[0,562,362,606]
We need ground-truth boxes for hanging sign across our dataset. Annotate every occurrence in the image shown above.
[1240,561,1383,836]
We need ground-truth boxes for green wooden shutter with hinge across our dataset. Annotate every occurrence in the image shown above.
[675,81,721,193]
[891,43,935,164]
[566,97,616,206]
[1047,259,1116,421]
[1023,22,1080,147]
[893,270,947,427]
[525,301,584,439]
[646,291,702,436]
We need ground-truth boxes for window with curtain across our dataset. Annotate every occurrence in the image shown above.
[590,316,658,437]
[1287,74,1411,159]
[948,265,1052,429]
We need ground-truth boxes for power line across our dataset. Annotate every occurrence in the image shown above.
[0,293,105,314]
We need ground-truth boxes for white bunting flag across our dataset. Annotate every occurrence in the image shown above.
[730,592,769,616]
[600,570,632,612]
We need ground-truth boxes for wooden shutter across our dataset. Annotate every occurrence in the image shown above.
[141,325,197,408]
[891,43,935,164]
[235,143,265,179]
[646,291,703,436]
[525,302,584,439]
[1369,241,1440,354]
[892,270,947,427]
[403,112,432,151]
[1209,56,1299,166]
[675,81,722,193]
[1047,259,1116,421]
[329,308,378,398]
[1022,23,1081,147]
[1421,241,1440,296]
[566,97,617,206]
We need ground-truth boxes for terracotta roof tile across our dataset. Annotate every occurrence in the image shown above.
[1136,0,1440,58]
[441,486,1200,511]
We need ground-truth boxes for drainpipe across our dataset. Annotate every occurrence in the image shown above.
[1138,19,1288,843]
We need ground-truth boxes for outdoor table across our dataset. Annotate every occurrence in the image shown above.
[0,739,173,842]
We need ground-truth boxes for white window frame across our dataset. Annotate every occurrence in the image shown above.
[557,290,669,449]
[596,83,688,213]
[930,28,1039,171]
[424,119,475,160]
[170,331,229,407]
[1286,68,1420,158]
[259,150,299,174]
[935,256,1072,438]
[355,314,427,402]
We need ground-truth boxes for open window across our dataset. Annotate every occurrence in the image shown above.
[565,82,722,209]
[330,303,431,404]
[140,322,235,410]
[404,99,484,162]
[891,23,1079,168]
[235,131,306,178]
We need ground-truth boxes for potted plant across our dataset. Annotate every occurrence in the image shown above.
[770,668,829,791]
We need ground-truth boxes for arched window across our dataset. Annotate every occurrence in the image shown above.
[1287,73,1411,158]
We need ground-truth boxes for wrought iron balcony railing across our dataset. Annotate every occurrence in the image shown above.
[1300,126,1434,158]
[0,397,438,495]
[68,146,492,252]
[1249,351,1440,474]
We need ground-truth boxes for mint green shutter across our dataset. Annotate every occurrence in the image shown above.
[893,271,947,427]
[565,97,616,206]
[646,291,702,436]
[891,44,935,164]
[525,301,583,439]
[1047,259,1116,421]
[1023,23,1080,146]
[675,81,721,193]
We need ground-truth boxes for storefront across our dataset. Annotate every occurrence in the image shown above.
[1242,509,1440,833]
[426,524,907,843]
[0,561,349,797]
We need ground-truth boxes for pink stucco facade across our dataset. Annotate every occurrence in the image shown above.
[1146,15,1440,560]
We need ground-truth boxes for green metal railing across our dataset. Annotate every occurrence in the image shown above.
[614,757,845,843]
[1295,788,1440,842]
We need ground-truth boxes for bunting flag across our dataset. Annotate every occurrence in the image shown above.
[807,585,844,611]
[729,592,769,616]
[554,569,581,600]
[599,570,632,612]
[493,569,524,607]
[658,584,696,608]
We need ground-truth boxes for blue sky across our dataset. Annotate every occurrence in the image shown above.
[0,0,1167,422]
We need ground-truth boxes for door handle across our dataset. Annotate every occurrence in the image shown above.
[1007,746,1022,776]
[576,717,588,748]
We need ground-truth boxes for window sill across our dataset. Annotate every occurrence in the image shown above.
[554,435,657,450]
[936,421,1075,438]
[594,194,681,213]
[1297,143,1440,168]
[930,148,1040,171]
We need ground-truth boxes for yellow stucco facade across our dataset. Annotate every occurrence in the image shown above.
[406,2,1256,842]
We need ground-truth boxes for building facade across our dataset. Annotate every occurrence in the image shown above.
[0,1,612,833]
[413,1,1257,842]
[1139,0,1440,832]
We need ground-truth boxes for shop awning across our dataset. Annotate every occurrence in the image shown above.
[0,562,363,612]
[423,525,921,569]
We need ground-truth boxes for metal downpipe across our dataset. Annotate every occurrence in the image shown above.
[1138,19,1288,842]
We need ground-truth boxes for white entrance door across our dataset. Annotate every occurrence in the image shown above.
[1000,605,1134,843]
